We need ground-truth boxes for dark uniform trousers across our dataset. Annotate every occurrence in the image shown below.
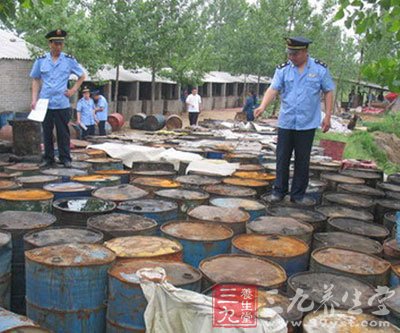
[43,108,71,163]
[82,125,95,139]
[188,112,199,126]
[274,127,316,200]
[98,120,106,136]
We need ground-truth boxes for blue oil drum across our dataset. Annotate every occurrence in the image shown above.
[0,231,12,309]
[205,150,225,159]
[232,234,310,277]
[210,197,265,221]
[161,221,233,267]
[25,243,116,333]
[43,182,97,201]
[117,199,178,227]
[41,168,87,182]
[0,306,50,332]
[0,211,55,314]
[107,260,201,332]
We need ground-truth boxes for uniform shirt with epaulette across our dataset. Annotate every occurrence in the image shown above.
[30,52,84,109]
[270,56,335,130]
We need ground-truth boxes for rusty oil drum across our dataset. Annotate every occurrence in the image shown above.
[315,205,374,222]
[86,158,124,171]
[43,182,97,201]
[0,189,53,213]
[92,184,148,203]
[71,174,121,188]
[4,163,40,176]
[203,184,257,198]
[94,169,131,184]
[0,306,50,332]
[155,189,209,216]
[175,175,220,190]
[210,197,265,221]
[41,168,87,182]
[16,175,61,189]
[320,172,365,190]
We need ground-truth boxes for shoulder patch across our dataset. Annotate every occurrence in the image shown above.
[277,61,290,69]
[65,54,75,59]
[36,54,46,59]
[315,59,327,68]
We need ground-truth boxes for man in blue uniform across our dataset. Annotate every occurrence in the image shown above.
[76,86,96,138]
[254,37,335,204]
[30,29,85,168]
[92,91,109,136]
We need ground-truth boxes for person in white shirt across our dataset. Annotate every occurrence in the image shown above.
[185,87,202,126]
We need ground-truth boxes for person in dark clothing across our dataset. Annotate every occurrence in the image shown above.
[243,91,255,121]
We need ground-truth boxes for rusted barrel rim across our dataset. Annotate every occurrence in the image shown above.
[52,196,116,213]
[327,216,390,238]
[117,199,178,214]
[154,189,210,201]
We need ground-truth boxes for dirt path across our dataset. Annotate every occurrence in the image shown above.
[180,108,241,127]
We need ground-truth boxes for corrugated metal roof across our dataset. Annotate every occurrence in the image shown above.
[0,29,38,60]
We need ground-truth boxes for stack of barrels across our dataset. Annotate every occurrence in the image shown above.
[0,141,400,332]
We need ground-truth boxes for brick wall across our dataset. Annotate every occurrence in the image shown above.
[0,59,33,113]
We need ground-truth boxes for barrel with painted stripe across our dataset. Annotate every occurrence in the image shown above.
[383,238,400,263]
[4,163,40,176]
[310,247,391,286]
[92,184,148,203]
[175,175,220,190]
[87,213,158,240]
[339,168,383,187]
[187,205,250,235]
[0,180,20,191]
[199,254,287,291]
[23,227,104,251]
[41,168,87,182]
[71,174,121,188]
[327,217,389,241]
[0,232,11,309]
[155,189,209,216]
[232,234,309,277]
[0,190,53,213]
[313,232,383,256]
[315,205,374,222]
[16,175,61,189]
[86,158,124,171]
[161,221,233,267]
[288,271,378,312]
[391,265,400,287]
[246,216,313,245]
[266,206,327,232]
[117,199,178,227]
[322,192,375,213]
[203,184,257,198]
[320,172,365,190]
[0,211,55,314]
[43,182,97,200]
[104,236,183,262]
[0,307,50,332]
[106,260,201,332]
[94,169,131,184]
[302,310,399,332]
[25,243,116,333]
[337,183,385,199]
[222,177,269,197]
[52,197,116,227]
[210,197,265,221]
[374,199,400,224]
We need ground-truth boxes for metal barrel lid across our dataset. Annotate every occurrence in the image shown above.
[385,286,400,316]
[0,171,23,179]
[232,171,276,181]
[375,199,400,210]
[237,164,264,172]
[104,236,182,260]
[257,290,303,323]
[288,271,377,311]
[377,182,400,193]
[302,309,399,332]
[311,247,390,277]
[108,260,202,286]
[131,161,175,172]
[92,184,148,202]
[315,205,373,221]
[41,168,87,177]
[0,230,11,246]
[247,216,313,237]
[222,177,269,187]
[132,177,181,189]
[0,189,53,201]
[313,232,383,255]
[52,197,116,213]
[266,206,327,224]
[0,180,20,190]
[322,192,374,209]
[85,148,107,157]
[4,327,51,333]
[0,307,50,332]
[203,184,257,197]
[155,189,209,201]
[320,172,365,185]
[71,161,91,170]
[16,175,61,185]
[0,211,56,230]
[175,175,220,186]
[87,213,157,233]
[187,205,250,224]
[23,226,104,249]
[233,234,309,258]
[310,160,342,168]
[25,243,115,267]
[43,181,97,193]
[131,170,176,177]
[328,217,389,239]
[94,169,130,176]
[388,173,400,185]
[337,183,385,197]
[71,174,120,183]
[5,163,39,172]
[199,254,287,289]
[384,238,400,259]
[340,168,383,180]
[117,199,178,214]
[161,221,233,241]
[210,197,265,212]
[86,157,122,164]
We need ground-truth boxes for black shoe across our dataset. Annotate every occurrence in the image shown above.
[63,161,72,168]
[40,160,56,168]
[265,193,285,204]
[290,196,316,206]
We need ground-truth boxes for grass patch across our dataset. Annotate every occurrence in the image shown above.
[364,112,400,138]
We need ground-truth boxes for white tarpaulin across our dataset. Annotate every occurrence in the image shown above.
[138,268,288,333]
[186,159,240,176]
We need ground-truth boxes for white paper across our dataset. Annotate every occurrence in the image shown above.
[28,99,49,122]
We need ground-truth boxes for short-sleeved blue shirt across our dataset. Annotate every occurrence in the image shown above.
[76,97,95,126]
[95,95,109,121]
[270,56,335,130]
[30,52,84,110]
